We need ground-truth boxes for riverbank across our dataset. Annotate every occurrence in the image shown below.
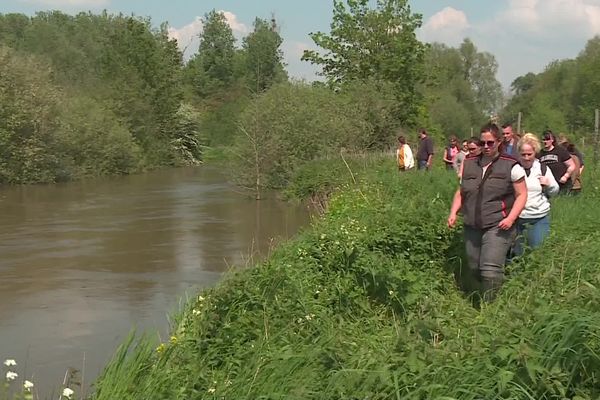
[88,156,599,399]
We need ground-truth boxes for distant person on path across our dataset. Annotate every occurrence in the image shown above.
[443,135,459,170]
[512,133,559,257]
[457,137,482,179]
[538,130,576,194]
[447,123,527,301]
[560,139,583,195]
[396,135,414,171]
[559,134,585,176]
[417,129,434,170]
[453,139,469,176]
[502,123,519,156]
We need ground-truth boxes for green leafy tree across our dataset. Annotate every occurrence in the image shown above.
[0,46,62,183]
[185,10,237,97]
[302,0,426,125]
[242,17,287,93]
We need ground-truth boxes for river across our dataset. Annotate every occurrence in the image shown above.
[0,167,310,396]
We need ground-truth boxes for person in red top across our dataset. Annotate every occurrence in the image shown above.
[443,135,459,170]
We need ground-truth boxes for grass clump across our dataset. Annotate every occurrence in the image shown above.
[90,157,600,400]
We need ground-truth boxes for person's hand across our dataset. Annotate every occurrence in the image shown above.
[498,217,515,230]
[538,175,550,186]
[447,213,457,228]
[559,174,569,184]
[426,161,432,169]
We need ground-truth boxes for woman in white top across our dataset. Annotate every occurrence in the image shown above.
[396,136,414,171]
[512,133,559,256]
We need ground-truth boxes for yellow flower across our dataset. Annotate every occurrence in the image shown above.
[169,336,178,344]
[156,343,166,353]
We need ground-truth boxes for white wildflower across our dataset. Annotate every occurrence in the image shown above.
[315,290,321,294]
[3,359,16,367]
[207,387,216,393]
[23,380,34,391]
[388,290,394,296]
[192,309,201,316]
[198,295,205,302]
[62,387,74,399]
[320,233,326,240]
[5,371,18,381]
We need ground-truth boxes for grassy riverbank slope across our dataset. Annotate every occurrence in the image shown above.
[91,156,600,400]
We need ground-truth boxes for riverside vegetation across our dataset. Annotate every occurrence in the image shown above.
[81,157,599,400]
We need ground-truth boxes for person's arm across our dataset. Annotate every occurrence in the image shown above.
[559,157,576,184]
[539,165,559,197]
[457,158,465,179]
[447,189,462,228]
[443,148,452,163]
[498,178,527,230]
[426,139,434,168]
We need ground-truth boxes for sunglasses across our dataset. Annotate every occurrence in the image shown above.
[480,140,497,147]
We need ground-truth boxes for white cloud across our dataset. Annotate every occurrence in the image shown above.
[167,17,203,60]
[419,7,470,46]
[500,0,600,38]
[20,0,109,6]
[219,10,248,34]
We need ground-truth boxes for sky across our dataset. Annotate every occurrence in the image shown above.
[3,0,600,90]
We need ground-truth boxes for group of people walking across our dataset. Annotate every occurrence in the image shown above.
[396,123,585,301]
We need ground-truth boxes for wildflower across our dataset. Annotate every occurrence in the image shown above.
[305,314,315,321]
[23,380,34,391]
[198,295,205,302]
[62,387,74,399]
[156,343,166,353]
[3,359,16,367]
[320,233,326,240]
[192,309,201,316]
[388,290,394,296]
[5,371,18,381]
[315,290,321,295]
[169,336,178,344]
[207,387,216,393]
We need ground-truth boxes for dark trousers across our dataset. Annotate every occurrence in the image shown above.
[464,225,516,302]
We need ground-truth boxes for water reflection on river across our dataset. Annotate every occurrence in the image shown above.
[0,167,310,395]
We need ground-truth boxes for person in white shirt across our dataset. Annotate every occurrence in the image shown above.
[512,133,559,257]
[396,136,414,171]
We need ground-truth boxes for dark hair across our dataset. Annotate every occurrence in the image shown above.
[419,129,427,136]
[542,129,556,145]
[480,123,504,152]
[397,135,406,145]
[467,137,480,146]
[449,135,458,145]
[501,122,513,129]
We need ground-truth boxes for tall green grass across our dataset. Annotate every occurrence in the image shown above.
[90,156,600,400]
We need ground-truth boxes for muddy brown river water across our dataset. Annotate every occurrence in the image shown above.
[0,167,310,396]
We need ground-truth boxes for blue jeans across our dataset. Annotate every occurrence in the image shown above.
[512,215,550,257]
[418,160,428,170]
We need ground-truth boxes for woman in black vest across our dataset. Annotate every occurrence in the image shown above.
[447,123,528,302]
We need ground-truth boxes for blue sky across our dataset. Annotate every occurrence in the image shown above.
[3,0,600,90]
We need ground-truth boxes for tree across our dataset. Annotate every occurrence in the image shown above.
[242,17,287,93]
[186,10,237,97]
[302,0,426,125]
[459,39,503,115]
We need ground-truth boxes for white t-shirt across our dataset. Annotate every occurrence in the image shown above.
[520,160,559,219]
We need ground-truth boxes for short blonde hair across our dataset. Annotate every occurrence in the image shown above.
[517,133,541,154]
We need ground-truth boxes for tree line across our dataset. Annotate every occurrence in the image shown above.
[2,0,596,190]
